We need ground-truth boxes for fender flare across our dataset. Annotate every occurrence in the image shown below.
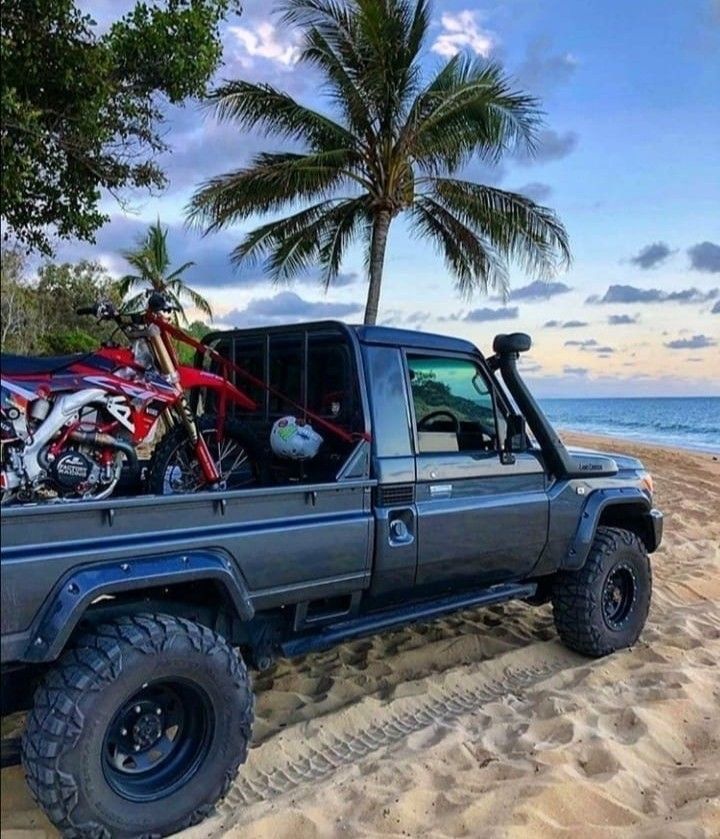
[564,487,659,571]
[23,550,255,663]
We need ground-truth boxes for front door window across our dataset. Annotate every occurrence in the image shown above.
[407,356,499,454]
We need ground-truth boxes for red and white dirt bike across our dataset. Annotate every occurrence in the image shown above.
[0,293,259,504]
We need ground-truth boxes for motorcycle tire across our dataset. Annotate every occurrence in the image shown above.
[147,415,264,495]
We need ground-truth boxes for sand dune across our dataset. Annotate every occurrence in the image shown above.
[2,433,719,837]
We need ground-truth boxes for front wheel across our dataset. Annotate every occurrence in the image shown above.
[552,526,652,657]
[22,614,254,838]
[147,415,263,495]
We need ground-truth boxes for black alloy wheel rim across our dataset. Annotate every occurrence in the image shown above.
[602,564,637,630]
[102,679,213,802]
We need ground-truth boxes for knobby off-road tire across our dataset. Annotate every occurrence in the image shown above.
[22,614,254,839]
[147,415,264,495]
[552,526,652,657]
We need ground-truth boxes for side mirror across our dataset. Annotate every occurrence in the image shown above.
[500,414,527,464]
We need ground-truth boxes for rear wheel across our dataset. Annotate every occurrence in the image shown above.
[147,415,263,495]
[22,614,254,838]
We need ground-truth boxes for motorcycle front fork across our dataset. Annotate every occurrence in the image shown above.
[149,329,222,486]
[177,393,222,486]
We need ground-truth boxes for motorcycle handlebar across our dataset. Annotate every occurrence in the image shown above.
[76,302,119,320]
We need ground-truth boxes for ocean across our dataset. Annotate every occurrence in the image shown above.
[540,396,720,454]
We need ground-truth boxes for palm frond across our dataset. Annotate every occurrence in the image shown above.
[233,198,366,284]
[232,199,345,266]
[410,197,508,297]
[317,197,368,289]
[117,273,143,298]
[119,291,148,314]
[428,178,571,277]
[165,261,196,282]
[187,150,358,231]
[206,80,356,149]
[177,284,214,319]
[401,57,540,172]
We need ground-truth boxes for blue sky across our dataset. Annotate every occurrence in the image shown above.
[66,0,720,396]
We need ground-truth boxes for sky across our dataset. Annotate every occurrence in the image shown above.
[61,0,720,397]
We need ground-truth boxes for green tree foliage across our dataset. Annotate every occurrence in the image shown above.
[188,0,570,325]
[1,250,123,354]
[176,320,212,364]
[119,219,213,322]
[1,0,240,254]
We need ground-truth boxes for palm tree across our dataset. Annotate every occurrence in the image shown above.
[188,0,570,325]
[119,220,213,322]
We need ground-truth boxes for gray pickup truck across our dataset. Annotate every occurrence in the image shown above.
[0,322,662,838]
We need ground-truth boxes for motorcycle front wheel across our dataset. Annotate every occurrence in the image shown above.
[147,416,264,495]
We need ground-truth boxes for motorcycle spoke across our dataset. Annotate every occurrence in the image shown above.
[221,446,249,480]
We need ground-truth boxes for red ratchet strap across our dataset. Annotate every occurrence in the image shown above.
[154,316,371,445]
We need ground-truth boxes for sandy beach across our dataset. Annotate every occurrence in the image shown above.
[2,432,719,838]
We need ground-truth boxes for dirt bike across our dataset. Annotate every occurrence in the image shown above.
[0,293,260,504]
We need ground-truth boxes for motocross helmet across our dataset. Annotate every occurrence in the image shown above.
[270,416,323,460]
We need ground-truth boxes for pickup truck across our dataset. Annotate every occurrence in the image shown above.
[0,322,663,838]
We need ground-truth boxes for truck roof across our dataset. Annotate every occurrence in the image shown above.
[351,324,480,355]
[204,320,481,356]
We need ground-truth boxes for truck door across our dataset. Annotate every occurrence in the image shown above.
[406,353,548,588]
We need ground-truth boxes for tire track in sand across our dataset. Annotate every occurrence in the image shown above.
[216,641,582,818]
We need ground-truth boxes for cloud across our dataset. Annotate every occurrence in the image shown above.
[588,284,719,304]
[664,334,718,350]
[712,300,720,314]
[507,279,571,300]
[55,215,362,292]
[687,241,720,273]
[563,366,588,376]
[629,241,674,269]
[607,313,639,325]
[214,291,362,327]
[431,11,496,58]
[517,182,553,202]
[515,38,578,95]
[565,338,615,354]
[515,129,579,165]
[544,319,588,328]
[228,22,300,67]
[404,310,431,324]
[464,306,518,322]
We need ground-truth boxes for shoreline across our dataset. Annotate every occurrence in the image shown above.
[556,425,720,457]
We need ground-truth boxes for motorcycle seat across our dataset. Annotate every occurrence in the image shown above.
[1,353,87,375]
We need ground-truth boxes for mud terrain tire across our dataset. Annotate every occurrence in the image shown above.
[552,526,652,657]
[22,614,253,838]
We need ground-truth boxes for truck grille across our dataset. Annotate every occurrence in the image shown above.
[376,484,415,506]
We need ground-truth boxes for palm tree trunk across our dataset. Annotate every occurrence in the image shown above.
[364,210,391,325]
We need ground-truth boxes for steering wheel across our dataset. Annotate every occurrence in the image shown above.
[417,410,460,434]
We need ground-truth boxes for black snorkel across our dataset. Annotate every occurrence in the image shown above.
[489,333,576,480]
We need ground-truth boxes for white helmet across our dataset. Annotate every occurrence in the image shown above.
[270,416,323,460]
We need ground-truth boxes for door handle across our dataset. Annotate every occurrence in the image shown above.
[388,509,414,546]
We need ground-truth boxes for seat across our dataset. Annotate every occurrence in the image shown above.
[1,353,87,375]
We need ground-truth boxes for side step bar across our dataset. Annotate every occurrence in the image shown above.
[281,581,537,658]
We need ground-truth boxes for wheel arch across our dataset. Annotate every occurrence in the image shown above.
[22,550,255,664]
[564,488,662,571]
